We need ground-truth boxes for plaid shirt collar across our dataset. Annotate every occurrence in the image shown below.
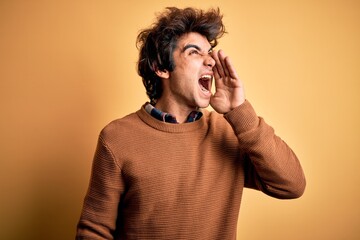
[145,103,203,123]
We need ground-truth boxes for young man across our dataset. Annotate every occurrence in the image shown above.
[76,7,306,240]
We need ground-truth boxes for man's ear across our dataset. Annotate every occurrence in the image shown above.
[155,69,170,79]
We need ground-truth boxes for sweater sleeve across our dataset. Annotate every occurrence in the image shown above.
[224,100,306,199]
[76,133,123,239]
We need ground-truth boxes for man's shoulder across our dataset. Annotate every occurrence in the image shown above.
[100,110,142,138]
[202,108,239,135]
[202,108,226,123]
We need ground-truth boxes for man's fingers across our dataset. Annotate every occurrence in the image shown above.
[213,64,221,82]
[224,57,239,80]
[212,49,241,87]
[212,50,225,78]
[218,50,230,77]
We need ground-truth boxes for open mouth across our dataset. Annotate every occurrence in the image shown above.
[198,75,212,93]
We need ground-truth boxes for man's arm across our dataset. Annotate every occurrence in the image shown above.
[225,101,306,198]
[76,134,123,239]
[211,49,305,198]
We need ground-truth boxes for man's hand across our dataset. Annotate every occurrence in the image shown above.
[210,50,245,114]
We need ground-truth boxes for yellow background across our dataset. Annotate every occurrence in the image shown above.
[1,0,359,239]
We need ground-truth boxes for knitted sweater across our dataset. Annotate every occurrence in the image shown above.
[76,100,306,240]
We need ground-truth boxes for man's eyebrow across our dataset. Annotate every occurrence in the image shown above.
[182,44,213,53]
[182,44,201,52]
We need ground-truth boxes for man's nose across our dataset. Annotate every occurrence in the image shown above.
[204,55,215,68]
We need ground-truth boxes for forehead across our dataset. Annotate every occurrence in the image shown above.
[176,32,211,51]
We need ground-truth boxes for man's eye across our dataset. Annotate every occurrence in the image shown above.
[189,50,199,55]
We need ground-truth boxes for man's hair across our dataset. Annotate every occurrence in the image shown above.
[136,7,226,104]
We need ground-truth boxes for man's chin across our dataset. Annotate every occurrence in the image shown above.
[196,99,211,109]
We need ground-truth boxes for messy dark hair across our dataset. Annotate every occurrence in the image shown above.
[136,7,226,104]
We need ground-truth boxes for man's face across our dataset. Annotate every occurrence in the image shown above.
[166,32,215,110]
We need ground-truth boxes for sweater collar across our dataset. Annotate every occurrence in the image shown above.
[137,103,208,133]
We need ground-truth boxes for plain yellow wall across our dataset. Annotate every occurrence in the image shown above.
[1,0,359,239]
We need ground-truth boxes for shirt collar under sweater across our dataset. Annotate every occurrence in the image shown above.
[137,103,209,133]
[144,103,203,123]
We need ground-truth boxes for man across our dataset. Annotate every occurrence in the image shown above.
[76,7,306,240]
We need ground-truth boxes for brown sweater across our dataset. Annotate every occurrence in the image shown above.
[76,100,306,239]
